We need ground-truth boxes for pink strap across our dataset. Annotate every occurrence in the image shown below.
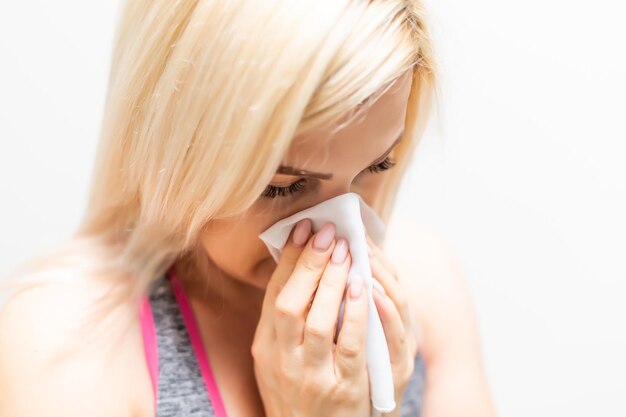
[139,294,159,408]
[169,267,229,417]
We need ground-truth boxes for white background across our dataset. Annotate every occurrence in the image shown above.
[1,1,624,416]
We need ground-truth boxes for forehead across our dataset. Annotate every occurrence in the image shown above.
[281,71,413,172]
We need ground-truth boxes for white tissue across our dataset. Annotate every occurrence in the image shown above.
[258,192,396,414]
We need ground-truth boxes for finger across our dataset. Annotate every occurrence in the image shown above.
[365,234,399,280]
[334,273,368,381]
[264,218,313,308]
[369,254,411,328]
[259,219,313,338]
[274,222,336,349]
[371,279,408,366]
[303,238,352,365]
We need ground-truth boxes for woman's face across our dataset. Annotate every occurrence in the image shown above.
[194,71,413,301]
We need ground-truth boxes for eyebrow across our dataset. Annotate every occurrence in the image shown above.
[276,130,404,180]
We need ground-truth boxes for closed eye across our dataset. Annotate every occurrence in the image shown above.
[366,156,397,173]
[260,156,397,199]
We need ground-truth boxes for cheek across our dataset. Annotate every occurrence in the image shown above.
[199,226,276,287]
[352,173,388,203]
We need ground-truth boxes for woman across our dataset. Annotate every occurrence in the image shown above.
[0,1,496,416]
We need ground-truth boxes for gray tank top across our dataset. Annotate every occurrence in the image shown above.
[140,268,426,416]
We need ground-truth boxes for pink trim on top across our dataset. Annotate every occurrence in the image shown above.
[139,294,159,408]
[168,267,229,417]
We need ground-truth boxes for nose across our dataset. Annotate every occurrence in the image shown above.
[316,182,354,203]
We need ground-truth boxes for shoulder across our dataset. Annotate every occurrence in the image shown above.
[384,217,497,415]
[0,272,152,417]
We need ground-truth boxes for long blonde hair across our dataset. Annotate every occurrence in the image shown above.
[1,0,438,362]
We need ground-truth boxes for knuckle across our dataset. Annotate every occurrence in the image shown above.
[274,297,298,320]
[398,332,407,347]
[344,307,366,326]
[335,353,361,378]
[250,342,261,359]
[304,320,331,340]
[298,255,324,275]
[318,275,344,292]
[279,247,301,264]
[337,342,361,360]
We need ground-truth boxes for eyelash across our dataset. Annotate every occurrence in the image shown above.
[261,156,397,199]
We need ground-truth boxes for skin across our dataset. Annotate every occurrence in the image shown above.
[174,70,413,416]
[181,70,413,312]
[0,68,497,417]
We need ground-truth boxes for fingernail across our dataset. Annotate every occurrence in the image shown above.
[349,274,363,299]
[313,222,335,251]
[331,238,348,265]
[372,278,386,296]
[292,219,311,247]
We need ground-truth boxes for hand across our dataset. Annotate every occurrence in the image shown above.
[252,219,372,417]
[365,233,421,409]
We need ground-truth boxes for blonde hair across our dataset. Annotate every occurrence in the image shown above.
[1,0,438,362]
